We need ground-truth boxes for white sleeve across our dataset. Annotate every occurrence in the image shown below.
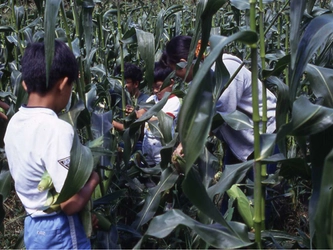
[44,121,74,193]
[162,96,181,119]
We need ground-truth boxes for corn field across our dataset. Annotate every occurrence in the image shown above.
[1,0,333,248]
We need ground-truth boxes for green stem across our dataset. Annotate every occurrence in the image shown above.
[60,2,73,50]
[264,0,289,36]
[250,0,263,247]
[117,0,126,118]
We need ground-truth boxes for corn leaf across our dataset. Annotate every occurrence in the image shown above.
[289,0,307,70]
[277,96,333,139]
[183,168,238,234]
[56,103,94,203]
[207,160,254,200]
[290,13,333,101]
[44,0,61,88]
[135,209,252,249]
[135,29,154,90]
[305,64,333,108]
[312,147,333,248]
[227,185,254,228]
[56,130,94,204]
[132,167,179,230]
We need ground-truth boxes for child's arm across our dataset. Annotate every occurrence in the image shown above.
[60,171,100,215]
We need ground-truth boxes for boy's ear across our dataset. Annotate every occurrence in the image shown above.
[58,77,69,91]
[21,81,28,91]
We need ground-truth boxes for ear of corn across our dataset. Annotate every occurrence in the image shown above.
[37,170,61,214]
[37,171,54,191]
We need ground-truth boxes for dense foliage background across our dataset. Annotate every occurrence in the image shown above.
[1,0,333,249]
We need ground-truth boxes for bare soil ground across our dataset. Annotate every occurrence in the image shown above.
[0,190,25,249]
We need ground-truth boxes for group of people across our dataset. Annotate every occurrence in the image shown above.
[3,35,277,249]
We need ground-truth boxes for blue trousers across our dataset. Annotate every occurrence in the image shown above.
[24,212,90,249]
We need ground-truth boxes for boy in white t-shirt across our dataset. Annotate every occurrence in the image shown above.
[4,40,99,249]
[141,60,181,166]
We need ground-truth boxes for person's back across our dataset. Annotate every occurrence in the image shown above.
[213,53,276,162]
[4,40,99,249]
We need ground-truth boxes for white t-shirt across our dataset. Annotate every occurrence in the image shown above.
[4,106,73,217]
[142,94,181,165]
[213,54,277,161]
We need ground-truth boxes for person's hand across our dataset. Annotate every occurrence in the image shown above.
[92,213,99,230]
[135,108,147,119]
[173,143,184,158]
[125,105,134,116]
[0,100,9,121]
[171,143,185,174]
[89,171,100,188]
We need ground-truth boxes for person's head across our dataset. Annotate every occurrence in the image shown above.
[21,40,78,95]
[165,35,194,82]
[21,40,78,112]
[115,63,143,98]
[153,56,174,100]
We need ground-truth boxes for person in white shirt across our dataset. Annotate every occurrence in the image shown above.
[165,35,277,165]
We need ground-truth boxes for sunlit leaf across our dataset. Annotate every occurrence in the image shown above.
[290,13,333,101]
[277,96,333,140]
[135,209,252,249]
[227,185,253,228]
[132,167,179,229]
[44,0,61,88]
[305,64,333,108]
[135,29,154,89]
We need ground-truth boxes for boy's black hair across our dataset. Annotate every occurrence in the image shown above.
[114,62,143,83]
[165,35,192,65]
[154,52,173,82]
[21,40,78,94]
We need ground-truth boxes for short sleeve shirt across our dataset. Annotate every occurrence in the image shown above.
[4,106,74,216]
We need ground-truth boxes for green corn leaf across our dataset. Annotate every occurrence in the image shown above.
[82,0,95,59]
[227,184,254,229]
[132,167,179,230]
[135,29,155,90]
[44,0,61,88]
[305,64,333,108]
[208,160,254,201]
[135,209,252,249]
[183,168,236,233]
[313,147,333,248]
[277,96,333,140]
[157,111,173,144]
[290,13,333,101]
[55,129,94,204]
[289,0,307,70]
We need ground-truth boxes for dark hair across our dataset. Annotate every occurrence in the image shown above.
[114,62,143,83]
[154,52,173,82]
[165,35,192,65]
[21,40,78,94]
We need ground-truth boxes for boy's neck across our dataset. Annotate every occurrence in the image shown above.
[26,92,57,112]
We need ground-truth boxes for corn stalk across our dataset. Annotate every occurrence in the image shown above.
[249,0,263,247]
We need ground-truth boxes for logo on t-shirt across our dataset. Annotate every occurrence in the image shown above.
[58,157,70,170]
